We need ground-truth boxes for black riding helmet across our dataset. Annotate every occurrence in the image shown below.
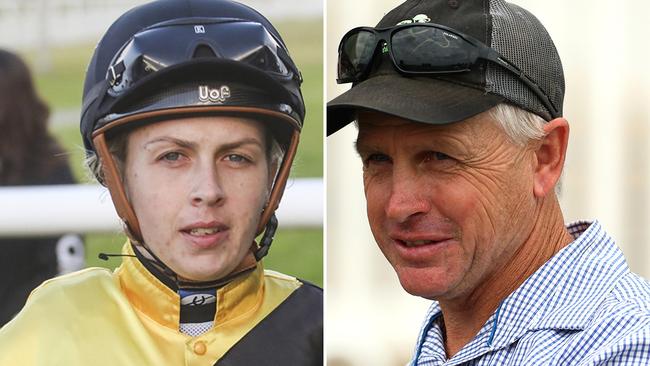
[80,0,305,262]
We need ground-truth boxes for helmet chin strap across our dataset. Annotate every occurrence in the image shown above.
[93,133,143,242]
[254,214,278,261]
[254,130,299,235]
[92,126,300,274]
[249,130,299,261]
[131,241,258,290]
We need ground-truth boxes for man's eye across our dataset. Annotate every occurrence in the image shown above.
[162,152,182,161]
[226,154,249,163]
[424,151,452,161]
[365,153,391,164]
[435,152,451,160]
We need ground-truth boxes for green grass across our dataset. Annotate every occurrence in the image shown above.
[279,20,324,179]
[22,19,323,287]
[265,228,323,284]
[26,45,93,109]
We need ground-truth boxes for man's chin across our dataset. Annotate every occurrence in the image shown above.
[172,257,231,283]
[394,265,455,300]
[178,269,229,282]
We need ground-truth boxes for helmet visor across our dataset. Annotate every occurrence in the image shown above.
[107,17,299,95]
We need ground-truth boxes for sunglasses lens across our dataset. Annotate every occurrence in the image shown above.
[338,30,378,82]
[391,27,474,72]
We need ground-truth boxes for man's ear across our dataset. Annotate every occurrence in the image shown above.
[533,117,569,198]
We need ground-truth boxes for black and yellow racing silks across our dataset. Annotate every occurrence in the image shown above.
[0,243,322,365]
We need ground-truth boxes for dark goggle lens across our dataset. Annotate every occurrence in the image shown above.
[390,26,475,73]
[109,20,294,94]
[225,22,290,75]
[338,30,377,82]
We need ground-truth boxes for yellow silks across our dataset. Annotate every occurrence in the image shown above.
[0,242,300,365]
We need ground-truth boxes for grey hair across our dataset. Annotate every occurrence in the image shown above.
[353,103,546,146]
[488,103,563,195]
[487,103,546,146]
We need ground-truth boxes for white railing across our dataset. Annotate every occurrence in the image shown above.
[0,178,322,237]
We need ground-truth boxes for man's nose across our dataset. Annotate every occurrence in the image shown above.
[385,167,431,223]
[190,161,225,207]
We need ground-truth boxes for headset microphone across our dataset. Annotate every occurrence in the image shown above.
[98,253,137,261]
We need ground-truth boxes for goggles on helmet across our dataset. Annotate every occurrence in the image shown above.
[107,17,301,95]
[337,23,559,119]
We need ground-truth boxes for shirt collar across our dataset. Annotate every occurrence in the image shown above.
[413,220,629,363]
[489,220,628,349]
[116,242,265,331]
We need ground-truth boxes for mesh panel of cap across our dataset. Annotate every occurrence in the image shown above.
[486,0,565,120]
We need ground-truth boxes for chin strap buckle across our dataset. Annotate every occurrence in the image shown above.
[254,214,278,261]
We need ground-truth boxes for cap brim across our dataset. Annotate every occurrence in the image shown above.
[327,74,504,135]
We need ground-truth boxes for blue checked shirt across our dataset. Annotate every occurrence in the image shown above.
[410,221,650,366]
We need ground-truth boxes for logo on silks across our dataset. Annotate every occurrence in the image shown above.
[198,85,231,104]
[180,290,217,306]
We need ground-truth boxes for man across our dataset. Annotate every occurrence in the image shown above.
[328,0,650,364]
[0,0,322,364]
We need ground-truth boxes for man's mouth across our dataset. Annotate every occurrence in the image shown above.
[187,227,224,236]
[392,234,455,249]
[180,221,229,249]
[401,239,439,247]
[181,221,228,236]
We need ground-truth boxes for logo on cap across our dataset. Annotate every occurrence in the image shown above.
[194,25,206,34]
[198,85,231,104]
[396,14,431,25]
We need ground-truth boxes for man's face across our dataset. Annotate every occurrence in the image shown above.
[125,116,272,282]
[356,111,539,301]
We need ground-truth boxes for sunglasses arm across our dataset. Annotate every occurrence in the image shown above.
[482,49,559,119]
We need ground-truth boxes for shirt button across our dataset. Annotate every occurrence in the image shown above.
[194,341,207,355]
